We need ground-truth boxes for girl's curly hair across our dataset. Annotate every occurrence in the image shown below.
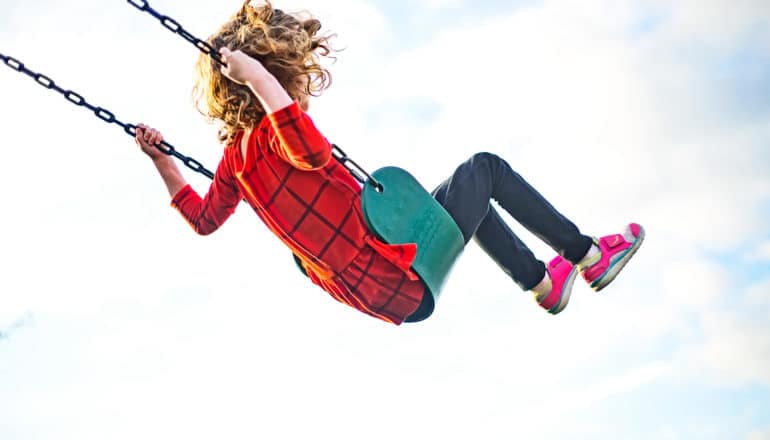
[193,1,334,144]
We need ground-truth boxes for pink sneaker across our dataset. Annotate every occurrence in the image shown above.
[534,256,578,315]
[579,223,645,292]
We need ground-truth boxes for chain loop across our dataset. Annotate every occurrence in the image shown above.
[195,40,212,53]
[156,141,175,155]
[184,157,204,173]
[161,17,181,33]
[178,29,197,45]
[34,73,55,89]
[126,0,148,11]
[65,90,85,106]
[332,145,383,191]
[0,51,216,180]
[94,107,115,123]
[4,56,23,71]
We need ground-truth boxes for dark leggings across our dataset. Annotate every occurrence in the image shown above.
[406,152,592,322]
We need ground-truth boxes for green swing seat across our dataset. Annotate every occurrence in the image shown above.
[361,167,464,301]
[294,166,464,310]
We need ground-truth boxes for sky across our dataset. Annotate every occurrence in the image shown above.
[1,0,769,438]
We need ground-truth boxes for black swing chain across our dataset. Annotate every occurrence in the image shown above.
[0,51,215,179]
[126,0,382,190]
[126,0,226,67]
[0,2,382,188]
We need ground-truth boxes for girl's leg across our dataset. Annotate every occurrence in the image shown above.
[432,152,592,290]
[473,206,544,290]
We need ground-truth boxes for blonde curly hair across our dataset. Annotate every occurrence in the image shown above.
[193,1,334,144]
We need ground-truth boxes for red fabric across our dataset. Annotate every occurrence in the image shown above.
[171,102,425,325]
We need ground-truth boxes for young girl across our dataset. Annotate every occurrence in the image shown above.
[135,1,644,325]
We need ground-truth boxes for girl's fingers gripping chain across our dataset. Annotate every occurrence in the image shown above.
[151,129,164,146]
[135,123,147,145]
[218,47,267,85]
[134,123,165,160]
[218,47,236,82]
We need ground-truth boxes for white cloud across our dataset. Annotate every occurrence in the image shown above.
[660,257,730,307]
[531,361,672,412]
[749,426,770,440]
[696,310,770,386]
[643,0,770,51]
[747,242,770,263]
[417,0,464,11]
[746,278,770,307]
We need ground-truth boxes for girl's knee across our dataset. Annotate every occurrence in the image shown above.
[470,151,498,163]
[469,152,506,171]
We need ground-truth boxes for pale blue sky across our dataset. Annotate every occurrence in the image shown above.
[1,1,769,439]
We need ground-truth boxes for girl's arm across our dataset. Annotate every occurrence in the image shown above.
[219,48,331,170]
[136,124,188,197]
[219,47,293,114]
[152,157,188,198]
[135,124,241,235]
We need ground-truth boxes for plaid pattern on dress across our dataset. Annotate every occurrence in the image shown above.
[171,102,425,324]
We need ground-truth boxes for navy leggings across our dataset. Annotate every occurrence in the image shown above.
[406,152,592,322]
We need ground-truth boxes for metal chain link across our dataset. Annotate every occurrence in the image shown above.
[331,145,382,191]
[0,51,214,179]
[126,0,225,66]
[125,0,382,190]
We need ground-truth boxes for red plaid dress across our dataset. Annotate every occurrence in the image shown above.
[171,101,426,325]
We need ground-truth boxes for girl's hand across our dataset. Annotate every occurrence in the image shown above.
[135,123,167,161]
[219,47,294,113]
[219,47,270,86]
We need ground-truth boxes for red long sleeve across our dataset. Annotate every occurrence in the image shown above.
[170,155,242,236]
[266,101,332,170]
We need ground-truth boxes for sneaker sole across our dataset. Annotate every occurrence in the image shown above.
[549,266,579,315]
[591,226,645,292]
